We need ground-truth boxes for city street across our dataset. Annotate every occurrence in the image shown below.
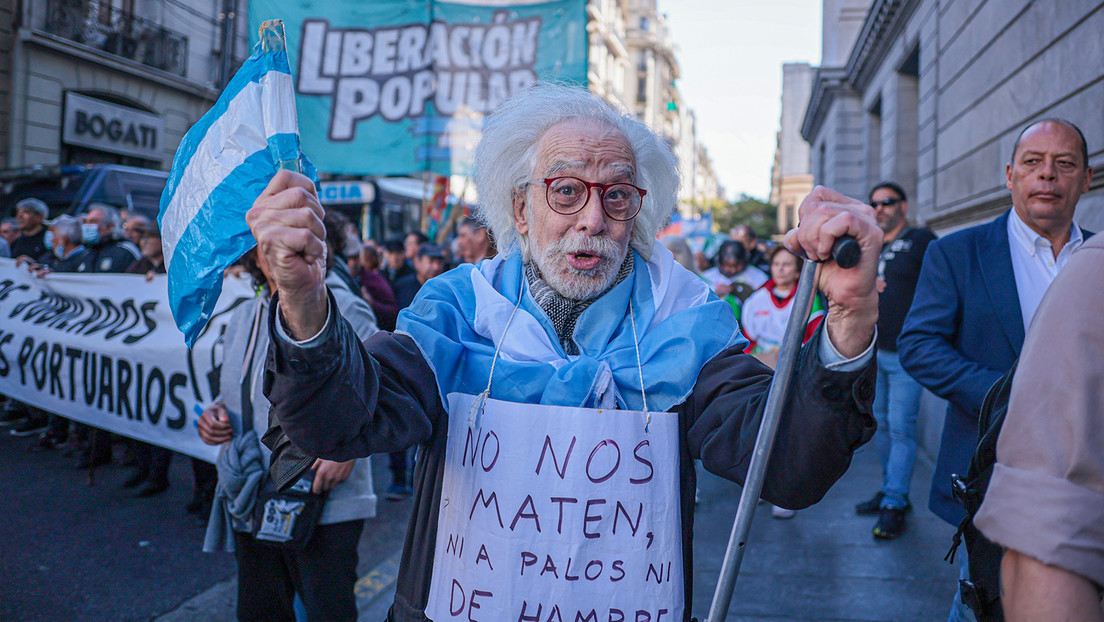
[2,425,956,621]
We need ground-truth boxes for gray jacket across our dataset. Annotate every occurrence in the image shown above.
[222,279,378,526]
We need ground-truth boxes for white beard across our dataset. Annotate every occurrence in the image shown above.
[531,233,629,301]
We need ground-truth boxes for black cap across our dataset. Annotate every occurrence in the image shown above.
[383,238,405,252]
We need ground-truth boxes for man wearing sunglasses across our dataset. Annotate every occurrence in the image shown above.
[854,182,936,540]
[246,83,884,620]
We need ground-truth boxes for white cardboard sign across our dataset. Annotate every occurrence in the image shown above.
[426,392,684,621]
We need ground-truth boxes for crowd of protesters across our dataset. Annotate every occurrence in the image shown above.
[0,201,498,516]
[0,199,221,515]
[0,114,1097,621]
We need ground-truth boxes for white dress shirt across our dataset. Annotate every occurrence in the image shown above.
[1007,209,1083,331]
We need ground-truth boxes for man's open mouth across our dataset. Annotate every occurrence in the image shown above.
[566,251,603,270]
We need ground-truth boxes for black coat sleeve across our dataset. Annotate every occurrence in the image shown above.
[681,324,877,510]
[263,292,441,463]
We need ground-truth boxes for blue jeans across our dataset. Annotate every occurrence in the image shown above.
[872,349,923,509]
[947,548,978,622]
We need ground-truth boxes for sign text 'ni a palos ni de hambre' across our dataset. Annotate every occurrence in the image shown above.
[248,0,588,176]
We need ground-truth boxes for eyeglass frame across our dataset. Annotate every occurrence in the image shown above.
[535,176,648,222]
[870,197,903,209]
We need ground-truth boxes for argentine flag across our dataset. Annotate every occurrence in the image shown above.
[159,26,315,346]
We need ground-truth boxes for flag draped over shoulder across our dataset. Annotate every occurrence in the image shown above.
[158,35,315,346]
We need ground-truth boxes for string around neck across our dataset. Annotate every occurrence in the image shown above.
[629,299,651,432]
[468,278,525,429]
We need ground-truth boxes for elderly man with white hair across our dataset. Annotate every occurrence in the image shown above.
[241,84,882,620]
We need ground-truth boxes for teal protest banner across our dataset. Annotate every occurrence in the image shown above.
[247,0,588,176]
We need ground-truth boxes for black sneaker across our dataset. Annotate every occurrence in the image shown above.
[873,507,906,539]
[10,418,49,437]
[854,492,884,515]
[29,429,66,452]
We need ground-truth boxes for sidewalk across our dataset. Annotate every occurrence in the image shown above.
[162,445,960,621]
[690,445,959,621]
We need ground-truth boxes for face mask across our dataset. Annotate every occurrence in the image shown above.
[44,230,54,249]
[53,244,66,259]
[81,224,100,244]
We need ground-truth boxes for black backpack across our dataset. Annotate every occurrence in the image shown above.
[945,360,1018,622]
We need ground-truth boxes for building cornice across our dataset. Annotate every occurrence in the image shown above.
[843,0,921,90]
[800,66,850,142]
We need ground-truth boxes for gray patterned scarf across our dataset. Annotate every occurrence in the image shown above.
[525,252,635,355]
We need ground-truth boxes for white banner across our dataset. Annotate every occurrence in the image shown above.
[426,393,684,621]
[0,259,254,462]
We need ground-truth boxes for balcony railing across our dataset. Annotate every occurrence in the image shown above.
[44,0,189,77]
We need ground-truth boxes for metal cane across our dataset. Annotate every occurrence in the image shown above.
[706,237,861,622]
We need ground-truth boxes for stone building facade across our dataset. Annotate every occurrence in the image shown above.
[804,0,1103,231]
[802,0,1104,455]
[587,0,631,111]
[3,0,246,170]
[770,62,815,232]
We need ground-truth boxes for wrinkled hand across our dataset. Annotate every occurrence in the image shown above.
[14,255,37,269]
[197,402,232,445]
[783,186,881,358]
[311,459,355,494]
[245,169,329,339]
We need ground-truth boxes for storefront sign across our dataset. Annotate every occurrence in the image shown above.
[62,92,164,162]
[318,180,376,205]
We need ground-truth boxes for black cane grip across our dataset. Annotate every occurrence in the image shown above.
[831,236,861,269]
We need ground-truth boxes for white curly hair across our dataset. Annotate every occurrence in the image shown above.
[473,82,679,261]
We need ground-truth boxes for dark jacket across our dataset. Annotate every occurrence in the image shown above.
[85,234,140,273]
[264,296,876,621]
[125,256,165,275]
[381,262,414,287]
[11,227,47,261]
[38,246,90,273]
[360,269,398,331]
[897,210,1092,525]
[391,273,423,310]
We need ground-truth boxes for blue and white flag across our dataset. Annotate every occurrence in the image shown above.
[159,29,315,346]
[398,242,746,413]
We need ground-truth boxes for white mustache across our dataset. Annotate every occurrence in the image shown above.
[545,234,623,259]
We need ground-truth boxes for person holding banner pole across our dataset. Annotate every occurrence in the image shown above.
[249,83,881,620]
[68,204,143,471]
[121,223,173,497]
[21,215,91,450]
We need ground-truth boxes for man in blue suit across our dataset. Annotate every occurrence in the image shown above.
[898,118,1093,621]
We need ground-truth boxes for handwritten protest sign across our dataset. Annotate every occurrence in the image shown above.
[0,259,253,462]
[426,393,683,621]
